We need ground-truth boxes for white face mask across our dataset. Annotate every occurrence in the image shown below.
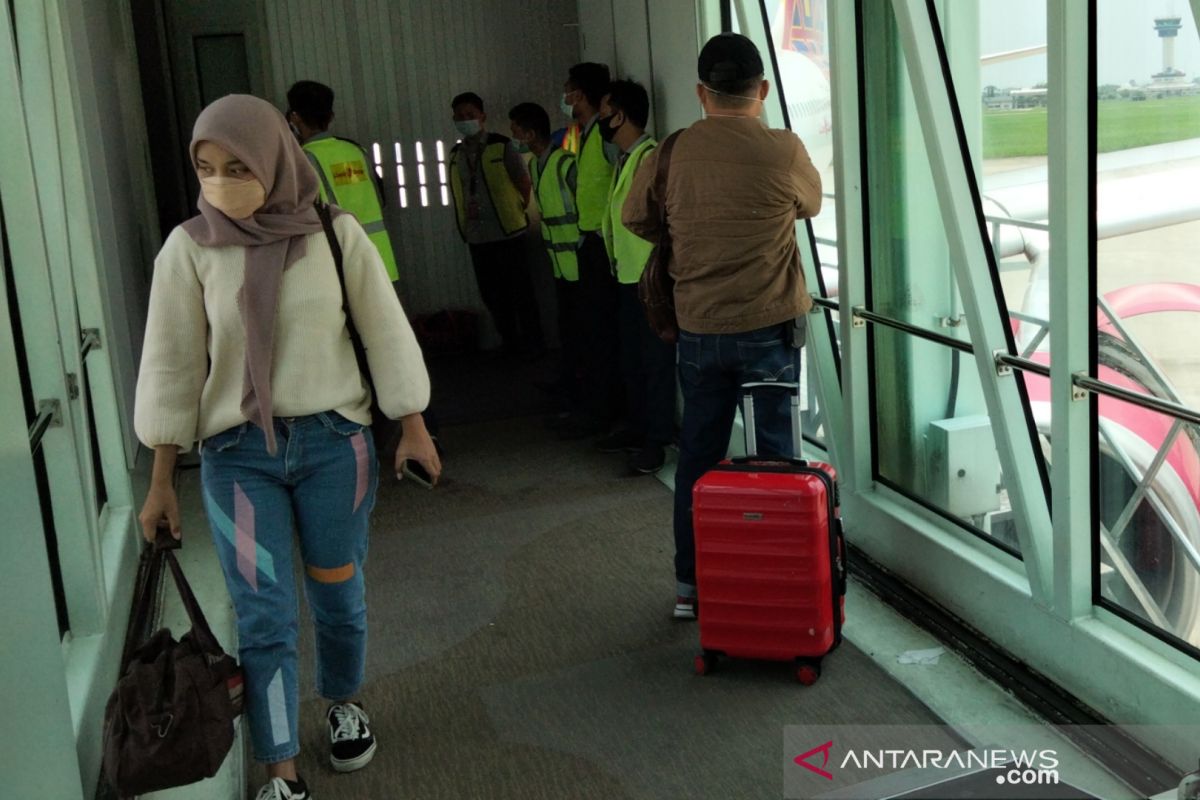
[702,84,765,118]
[455,119,482,138]
[200,176,266,219]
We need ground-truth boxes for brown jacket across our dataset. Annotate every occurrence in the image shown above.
[622,116,822,334]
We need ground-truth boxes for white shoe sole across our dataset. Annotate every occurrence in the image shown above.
[673,606,696,620]
[331,739,377,773]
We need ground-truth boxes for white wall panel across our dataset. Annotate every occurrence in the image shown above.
[261,0,580,316]
[647,0,704,135]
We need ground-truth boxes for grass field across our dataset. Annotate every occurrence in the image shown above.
[982,95,1200,158]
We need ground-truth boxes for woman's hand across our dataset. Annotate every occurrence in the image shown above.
[394,413,442,486]
[140,483,181,542]
[140,445,181,542]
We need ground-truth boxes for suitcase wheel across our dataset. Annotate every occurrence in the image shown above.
[694,652,719,676]
[795,659,821,686]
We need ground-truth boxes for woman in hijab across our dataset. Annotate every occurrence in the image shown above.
[134,94,438,800]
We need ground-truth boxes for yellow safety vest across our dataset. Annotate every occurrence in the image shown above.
[448,135,529,240]
[302,134,398,281]
[575,119,614,233]
[603,137,657,285]
[530,148,580,282]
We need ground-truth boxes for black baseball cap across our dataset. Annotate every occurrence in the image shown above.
[697,33,764,83]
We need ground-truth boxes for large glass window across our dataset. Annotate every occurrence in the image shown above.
[1093,1,1200,647]
[756,0,839,453]
[862,0,1044,554]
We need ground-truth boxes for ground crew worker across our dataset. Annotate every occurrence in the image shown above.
[558,62,620,440]
[286,81,398,285]
[509,102,582,408]
[287,80,439,462]
[448,92,544,358]
[623,33,822,620]
[596,80,674,476]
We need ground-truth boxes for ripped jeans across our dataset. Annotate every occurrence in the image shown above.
[200,413,378,763]
[672,323,801,594]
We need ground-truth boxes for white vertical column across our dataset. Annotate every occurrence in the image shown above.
[1048,0,1095,619]
[828,0,872,494]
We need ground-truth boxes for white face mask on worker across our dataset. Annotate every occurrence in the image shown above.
[200,176,266,219]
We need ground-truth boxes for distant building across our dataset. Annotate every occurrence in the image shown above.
[1128,16,1198,98]
[1010,87,1048,109]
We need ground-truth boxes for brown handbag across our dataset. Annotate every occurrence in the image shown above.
[102,536,243,797]
[637,130,683,344]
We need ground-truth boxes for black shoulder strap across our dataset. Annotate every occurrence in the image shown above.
[654,131,682,226]
[315,201,373,392]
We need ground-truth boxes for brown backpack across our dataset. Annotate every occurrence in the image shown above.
[102,540,243,796]
[637,130,683,344]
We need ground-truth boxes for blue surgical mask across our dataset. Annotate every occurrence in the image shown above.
[512,138,530,154]
[455,119,482,138]
[560,93,575,117]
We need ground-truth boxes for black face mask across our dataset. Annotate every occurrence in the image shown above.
[597,113,621,143]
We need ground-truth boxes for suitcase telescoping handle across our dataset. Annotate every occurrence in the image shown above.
[737,380,803,461]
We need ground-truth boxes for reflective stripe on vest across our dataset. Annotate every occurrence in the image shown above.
[448,138,529,240]
[303,136,398,281]
[561,123,581,154]
[575,121,613,233]
[603,136,657,285]
[531,148,580,281]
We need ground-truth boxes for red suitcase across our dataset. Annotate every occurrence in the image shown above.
[692,380,846,685]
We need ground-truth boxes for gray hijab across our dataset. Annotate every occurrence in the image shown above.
[182,94,339,455]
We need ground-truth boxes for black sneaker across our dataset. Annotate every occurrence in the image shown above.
[327,701,376,773]
[630,445,666,474]
[594,429,643,453]
[254,776,309,800]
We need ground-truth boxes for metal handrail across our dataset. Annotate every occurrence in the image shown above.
[80,328,100,360]
[995,353,1052,379]
[850,306,974,353]
[28,400,59,455]
[811,302,1200,428]
[1075,376,1200,427]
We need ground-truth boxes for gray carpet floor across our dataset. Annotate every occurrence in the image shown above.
[229,396,954,800]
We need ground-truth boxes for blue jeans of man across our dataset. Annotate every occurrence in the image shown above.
[673,323,800,596]
[200,413,378,764]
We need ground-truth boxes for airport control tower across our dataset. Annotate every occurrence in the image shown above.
[1153,16,1185,80]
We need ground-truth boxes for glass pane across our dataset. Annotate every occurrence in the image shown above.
[762,0,840,371]
[864,1,1039,554]
[1094,2,1200,644]
[1,197,68,635]
[800,345,828,454]
[873,329,1019,552]
[1097,397,1200,646]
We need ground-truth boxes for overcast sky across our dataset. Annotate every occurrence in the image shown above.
[981,0,1200,87]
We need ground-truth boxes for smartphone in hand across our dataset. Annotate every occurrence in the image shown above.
[400,458,434,488]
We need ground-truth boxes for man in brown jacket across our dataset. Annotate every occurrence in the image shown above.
[623,32,823,620]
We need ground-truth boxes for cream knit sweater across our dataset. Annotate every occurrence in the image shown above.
[134,213,429,451]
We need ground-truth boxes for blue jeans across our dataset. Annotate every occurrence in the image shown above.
[673,324,800,594]
[200,413,379,764]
